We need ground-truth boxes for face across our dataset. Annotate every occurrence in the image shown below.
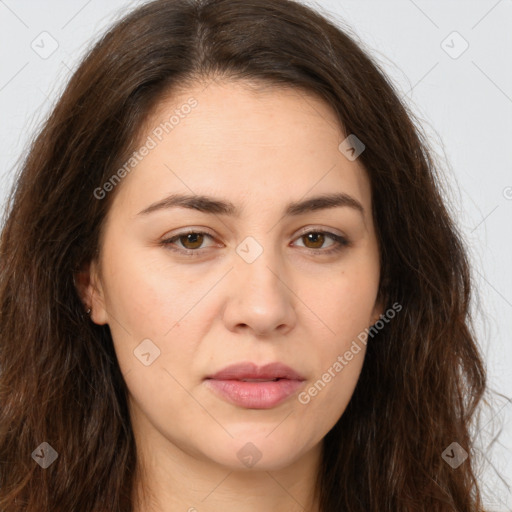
[83,79,383,473]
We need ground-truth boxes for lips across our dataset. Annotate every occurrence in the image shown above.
[206,362,306,381]
[204,362,306,409]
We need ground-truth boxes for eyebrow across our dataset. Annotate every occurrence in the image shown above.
[137,192,364,218]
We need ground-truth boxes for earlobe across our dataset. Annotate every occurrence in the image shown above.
[370,276,389,326]
[73,261,109,325]
[370,296,385,326]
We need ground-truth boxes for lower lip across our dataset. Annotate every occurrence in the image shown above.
[204,379,304,409]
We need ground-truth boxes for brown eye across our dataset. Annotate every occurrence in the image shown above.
[301,232,325,249]
[293,230,349,255]
[178,232,205,250]
[161,231,215,254]
[162,229,349,257]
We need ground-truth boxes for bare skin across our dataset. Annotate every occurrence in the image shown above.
[78,79,383,512]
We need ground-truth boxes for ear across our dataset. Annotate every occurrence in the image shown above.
[73,260,109,325]
[369,273,390,326]
[369,284,387,326]
[370,297,384,326]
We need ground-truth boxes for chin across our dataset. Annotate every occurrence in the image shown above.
[199,435,313,472]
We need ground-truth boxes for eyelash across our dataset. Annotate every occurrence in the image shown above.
[160,229,350,257]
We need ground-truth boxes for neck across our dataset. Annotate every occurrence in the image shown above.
[131,426,323,512]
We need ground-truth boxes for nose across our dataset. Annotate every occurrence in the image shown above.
[222,242,296,337]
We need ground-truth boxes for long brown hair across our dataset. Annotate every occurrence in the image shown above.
[0,0,490,510]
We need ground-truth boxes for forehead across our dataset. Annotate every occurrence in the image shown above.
[110,80,372,218]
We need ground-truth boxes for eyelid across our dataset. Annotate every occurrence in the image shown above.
[291,226,350,254]
[160,226,350,255]
[161,227,218,250]
[294,225,346,239]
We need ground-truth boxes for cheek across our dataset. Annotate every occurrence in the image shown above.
[308,263,379,338]
[100,243,219,389]
[297,347,365,443]
[101,241,186,332]
[294,262,377,418]
[297,290,371,429]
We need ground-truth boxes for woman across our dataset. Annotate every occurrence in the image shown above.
[0,0,490,510]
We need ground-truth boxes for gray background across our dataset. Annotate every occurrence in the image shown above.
[0,0,510,509]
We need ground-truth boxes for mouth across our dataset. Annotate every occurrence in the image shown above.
[204,362,306,409]
[238,378,280,382]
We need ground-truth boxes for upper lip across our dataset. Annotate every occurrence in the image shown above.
[205,362,305,381]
